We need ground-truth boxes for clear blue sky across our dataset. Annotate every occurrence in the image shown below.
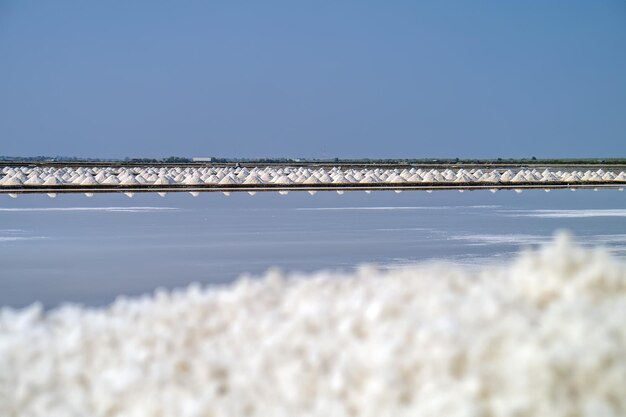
[1,1,625,159]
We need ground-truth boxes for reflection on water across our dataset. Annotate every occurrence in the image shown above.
[0,189,624,308]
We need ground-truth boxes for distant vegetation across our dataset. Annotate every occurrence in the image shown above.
[0,155,193,163]
[2,155,626,166]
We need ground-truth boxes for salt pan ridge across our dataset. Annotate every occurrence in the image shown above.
[2,166,626,191]
[1,234,626,416]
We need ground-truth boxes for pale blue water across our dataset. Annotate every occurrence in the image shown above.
[1,189,625,308]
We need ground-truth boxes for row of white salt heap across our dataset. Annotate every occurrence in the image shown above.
[1,166,626,187]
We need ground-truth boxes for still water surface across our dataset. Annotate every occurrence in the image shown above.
[1,189,624,308]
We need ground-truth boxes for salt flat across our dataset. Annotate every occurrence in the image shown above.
[2,190,626,308]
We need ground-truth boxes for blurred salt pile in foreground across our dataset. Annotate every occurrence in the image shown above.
[1,233,626,417]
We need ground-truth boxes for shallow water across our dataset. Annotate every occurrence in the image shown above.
[1,189,624,308]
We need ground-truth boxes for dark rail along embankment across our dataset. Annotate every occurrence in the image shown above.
[1,181,625,195]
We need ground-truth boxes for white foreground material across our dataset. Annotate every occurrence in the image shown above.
[1,234,626,417]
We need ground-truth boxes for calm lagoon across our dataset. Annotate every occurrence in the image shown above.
[1,189,624,308]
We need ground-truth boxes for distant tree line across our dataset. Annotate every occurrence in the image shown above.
[2,155,625,165]
[126,157,193,163]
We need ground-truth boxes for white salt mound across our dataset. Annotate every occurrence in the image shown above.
[1,233,626,417]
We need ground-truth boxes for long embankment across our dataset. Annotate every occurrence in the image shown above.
[1,163,625,195]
